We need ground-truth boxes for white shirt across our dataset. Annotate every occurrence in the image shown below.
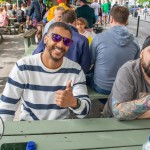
[91,2,100,16]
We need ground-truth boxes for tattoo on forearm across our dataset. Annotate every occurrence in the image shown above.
[112,95,150,120]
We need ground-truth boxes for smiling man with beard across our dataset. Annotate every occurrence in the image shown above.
[0,22,91,121]
[102,36,150,120]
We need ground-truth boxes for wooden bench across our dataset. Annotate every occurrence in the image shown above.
[23,29,37,52]
[24,45,37,56]
[87,86,108,100]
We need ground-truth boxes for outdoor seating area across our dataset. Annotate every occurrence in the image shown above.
[0,1,150,150]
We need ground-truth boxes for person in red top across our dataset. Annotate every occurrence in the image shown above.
[0,7,8,27]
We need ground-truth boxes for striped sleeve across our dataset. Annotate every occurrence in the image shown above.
[0,62,25,121]
[70,69,91,118]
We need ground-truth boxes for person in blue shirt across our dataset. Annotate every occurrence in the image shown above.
[33,10,91,73]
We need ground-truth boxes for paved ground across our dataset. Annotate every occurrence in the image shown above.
[0,34,25,121]
[0,34,24,93]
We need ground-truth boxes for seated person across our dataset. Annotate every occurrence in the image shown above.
[88,6,140,96]
[0,22,91,121]
[0,7,8,27]
[46,0,69,22]
[102,36,150,120]
[43,6,65,36]
[76,17,96,45]
[33,10,90,74]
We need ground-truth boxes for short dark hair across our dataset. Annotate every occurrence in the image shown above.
[62,10,77,24]
[110,6,129,24]
[47,22,72,37]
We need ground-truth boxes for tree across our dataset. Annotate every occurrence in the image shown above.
[138,0,150,7]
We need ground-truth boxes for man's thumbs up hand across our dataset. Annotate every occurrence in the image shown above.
[65,80,72,91]
[55,80,77,108]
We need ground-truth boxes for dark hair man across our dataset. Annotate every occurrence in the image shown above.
[88,6,140,97]
[0,22,91,121]
[33,10,91,74]
[102,36,150,120]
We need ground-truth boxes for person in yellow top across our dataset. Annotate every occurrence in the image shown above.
[47,0,70,22]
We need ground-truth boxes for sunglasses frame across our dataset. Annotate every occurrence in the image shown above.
[49,33,73,47]
[0,116,4,140]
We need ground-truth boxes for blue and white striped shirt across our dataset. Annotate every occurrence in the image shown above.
[0,53,91,121]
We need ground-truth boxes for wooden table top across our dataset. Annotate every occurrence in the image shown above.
[0,118,150,150]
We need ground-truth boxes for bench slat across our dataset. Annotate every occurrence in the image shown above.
[1,130,148,149]
[24,29,37,38]
[87,86,108,100]
[3,119,150,135]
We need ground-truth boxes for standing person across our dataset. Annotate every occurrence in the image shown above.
[107,0,111,23]
[88,6,140,97]
[102,36,150,120]
[143,5,148,16]
[75,0,96,29]
[98,0,103,25]
[28,0,42,25]
[33,10,91,74]
[91,0,100,23]
[113,1,118,7]
[107,0,111,12]
[0,22,91,121]
[28,0,44,42]
[101,0,109,24]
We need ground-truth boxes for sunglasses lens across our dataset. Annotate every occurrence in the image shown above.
[51,33,73,46]
[63,38,73,46]
[52,34,61,42]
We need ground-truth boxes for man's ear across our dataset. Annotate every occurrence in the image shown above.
[44,35,48,45]
[140,50,143,59]
[109,16,113,24]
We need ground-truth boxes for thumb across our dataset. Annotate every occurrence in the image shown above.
[65,80,72,91]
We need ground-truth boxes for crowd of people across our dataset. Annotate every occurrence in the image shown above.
[0,0,150,122]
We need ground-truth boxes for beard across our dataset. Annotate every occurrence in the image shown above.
[141,57,150,77]
[47,45,65,62]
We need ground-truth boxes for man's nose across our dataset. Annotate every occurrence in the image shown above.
[57,38,65,47]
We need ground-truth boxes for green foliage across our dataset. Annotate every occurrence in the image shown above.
[138,0,150,7]
[46,0,53,8]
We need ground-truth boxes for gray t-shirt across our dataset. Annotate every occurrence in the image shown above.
[102,59,150,117]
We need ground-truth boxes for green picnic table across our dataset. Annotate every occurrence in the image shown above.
[0,118,150,149]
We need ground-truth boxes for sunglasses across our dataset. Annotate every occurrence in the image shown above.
[50,33,73,47]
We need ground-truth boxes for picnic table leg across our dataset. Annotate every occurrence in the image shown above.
[0,33,3,40]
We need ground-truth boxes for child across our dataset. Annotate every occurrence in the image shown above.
[76,17,95,45]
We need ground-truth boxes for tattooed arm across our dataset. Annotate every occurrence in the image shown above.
[110,60,150,120]
[112,94,150,120]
